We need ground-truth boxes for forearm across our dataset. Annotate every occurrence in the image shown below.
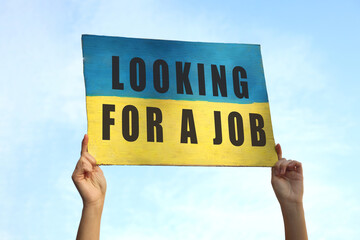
[76,203,104,240]
[280,202,308,240]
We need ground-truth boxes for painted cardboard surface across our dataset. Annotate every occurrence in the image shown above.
[82,34,277,166]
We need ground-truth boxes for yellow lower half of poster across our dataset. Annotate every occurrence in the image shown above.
[86,96,277,166]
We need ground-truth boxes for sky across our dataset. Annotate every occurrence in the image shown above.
[0,0,359,239]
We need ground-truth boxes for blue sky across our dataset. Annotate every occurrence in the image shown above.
[1,0,359,239]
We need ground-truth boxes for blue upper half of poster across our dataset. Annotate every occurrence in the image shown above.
[82,34,269,104]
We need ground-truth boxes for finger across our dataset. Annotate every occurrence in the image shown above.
[72,157,93,181]
[273,158,286,176]
[286,160,299,172]
[80,157,94,174]
[278,159,292,175]
[271,165,279,178]
[288,160,303,175]
[81,134,89,155]
[76,157,93,171]
[94,165,105,175]
[83,152,97,166]
[275,143,282,160]
[286,160,295,169]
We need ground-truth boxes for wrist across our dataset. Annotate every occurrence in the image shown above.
[82,202,104,221]
[278,197,303,209]
[280,201,304,215]
[83,197,105,210]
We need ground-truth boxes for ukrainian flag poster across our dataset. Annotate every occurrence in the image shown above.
[82,34,277,166]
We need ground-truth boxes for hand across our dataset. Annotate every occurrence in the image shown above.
[271,144,303,206]
[72,134,107,207]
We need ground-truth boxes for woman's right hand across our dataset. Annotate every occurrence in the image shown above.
[72,134,107,208]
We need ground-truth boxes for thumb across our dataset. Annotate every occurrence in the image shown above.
[81,134,89,155]
[275,143,282,160]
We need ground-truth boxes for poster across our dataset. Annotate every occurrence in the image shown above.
[82,34,277,166]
